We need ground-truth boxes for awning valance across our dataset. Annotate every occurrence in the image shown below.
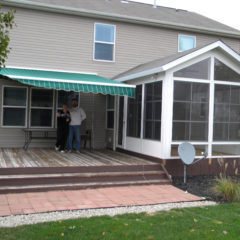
[0,68,135,97]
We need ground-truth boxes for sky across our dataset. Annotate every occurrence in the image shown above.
[131,0,240,31]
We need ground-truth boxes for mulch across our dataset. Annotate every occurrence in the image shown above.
[172,175,240,202]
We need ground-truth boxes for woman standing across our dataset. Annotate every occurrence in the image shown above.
[55,104,71,153]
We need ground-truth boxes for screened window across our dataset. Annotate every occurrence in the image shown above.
[214,85,240,141]
[106,95,114,129]
[172,82,209,141]
[214,58,240,82]
[2,86,27,127]
[30,88,54,127]
[178,35,196,52]
[94,23,115,61]
[127,85,142,138]
[174,58,211,80]
[144,81,162,140]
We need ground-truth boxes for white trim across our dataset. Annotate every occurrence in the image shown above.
[116,41,240,82]
[29,87,54,128]
[174,77,210,83]
[5,65,98,75]
[1,85,28,128]
[178,34,196,53]
[93,23,116,62]
[4,75,136,88]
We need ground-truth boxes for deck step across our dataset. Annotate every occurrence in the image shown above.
[0,179,170,193]
[0,164,171,193]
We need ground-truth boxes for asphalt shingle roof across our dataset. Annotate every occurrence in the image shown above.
[5,0,240,36]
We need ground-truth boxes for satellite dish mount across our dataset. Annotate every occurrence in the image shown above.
[178,142,207,183]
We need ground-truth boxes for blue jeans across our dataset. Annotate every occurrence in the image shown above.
[68,125,81,151]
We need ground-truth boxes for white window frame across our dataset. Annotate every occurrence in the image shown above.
[106,95,115,130]
[29,87,54,128]
[1,85,28,128]
[178,34,196,52]
[93,23,116,62]
[143,80,162,141]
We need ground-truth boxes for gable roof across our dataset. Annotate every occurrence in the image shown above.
[114,41,240,82]
[3,0,240,38]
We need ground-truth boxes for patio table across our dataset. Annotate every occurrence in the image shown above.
[22,128,92,150]
[22,128,57,150]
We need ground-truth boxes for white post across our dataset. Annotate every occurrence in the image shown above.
[208,56,215,157]
[161,72,174,158]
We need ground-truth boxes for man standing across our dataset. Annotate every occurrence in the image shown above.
[68,98,86,153]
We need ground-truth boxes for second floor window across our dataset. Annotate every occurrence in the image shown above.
[94,23,115,61]
[178,35,196,52]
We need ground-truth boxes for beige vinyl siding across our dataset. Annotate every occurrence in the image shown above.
[5,7,240,79]
[0,78,106,149]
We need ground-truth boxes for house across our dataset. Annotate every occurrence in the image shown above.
[0,0,240,177]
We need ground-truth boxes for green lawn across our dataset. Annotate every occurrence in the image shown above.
[1,203,240,240]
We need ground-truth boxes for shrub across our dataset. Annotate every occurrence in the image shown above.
[213,177,240,202]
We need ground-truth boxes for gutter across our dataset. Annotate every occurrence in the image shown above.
[2,0,240,39]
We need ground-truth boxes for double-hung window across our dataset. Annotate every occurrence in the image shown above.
[30,88,54,127]
[178,35,196,52]
[2,86,27,127]
[94,23,115,61]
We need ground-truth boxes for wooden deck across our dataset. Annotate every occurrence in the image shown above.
[0,148,155,168]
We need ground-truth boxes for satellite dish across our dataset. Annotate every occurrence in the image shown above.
[178,142,196,165]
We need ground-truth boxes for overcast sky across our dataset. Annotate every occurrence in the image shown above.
[131,0,240,31]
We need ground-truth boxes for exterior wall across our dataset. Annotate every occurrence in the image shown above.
[1,5,240,150]
[5,6,240,79]
[0,79,106,149]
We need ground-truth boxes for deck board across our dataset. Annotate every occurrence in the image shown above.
[0,148,155,168]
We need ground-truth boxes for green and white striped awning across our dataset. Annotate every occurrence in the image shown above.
[0,68,135,97]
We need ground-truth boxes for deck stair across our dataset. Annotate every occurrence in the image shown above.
[0,164,171,193]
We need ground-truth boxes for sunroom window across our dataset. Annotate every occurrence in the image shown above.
[214,58,240,82]
[94,23,115,61]
[127,85,142,138]
[144,81,162,140]
[30,88,54,127]
[172,81,209,141]
[2,86,27,127]
[174,58,211,80]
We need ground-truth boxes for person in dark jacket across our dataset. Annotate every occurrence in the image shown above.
[55,104,71,153]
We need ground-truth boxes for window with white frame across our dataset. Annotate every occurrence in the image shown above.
[106,95,114,129]
[2,86,27,127]
[172,81,209,141]
[144,81,162,140]
[94,23,115,61]
[178,35,196,52]
[127,85,142,138]
[30,88,54,127]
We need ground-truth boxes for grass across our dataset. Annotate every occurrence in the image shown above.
[0,203,240,240]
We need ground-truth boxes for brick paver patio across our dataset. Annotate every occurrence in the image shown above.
[0,185,202,216]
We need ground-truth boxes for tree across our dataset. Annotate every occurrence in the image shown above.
[0,2,15,68]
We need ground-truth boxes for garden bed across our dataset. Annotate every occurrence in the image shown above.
[172,175,240,202]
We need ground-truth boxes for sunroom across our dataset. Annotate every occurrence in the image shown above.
[114,41,240,160]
